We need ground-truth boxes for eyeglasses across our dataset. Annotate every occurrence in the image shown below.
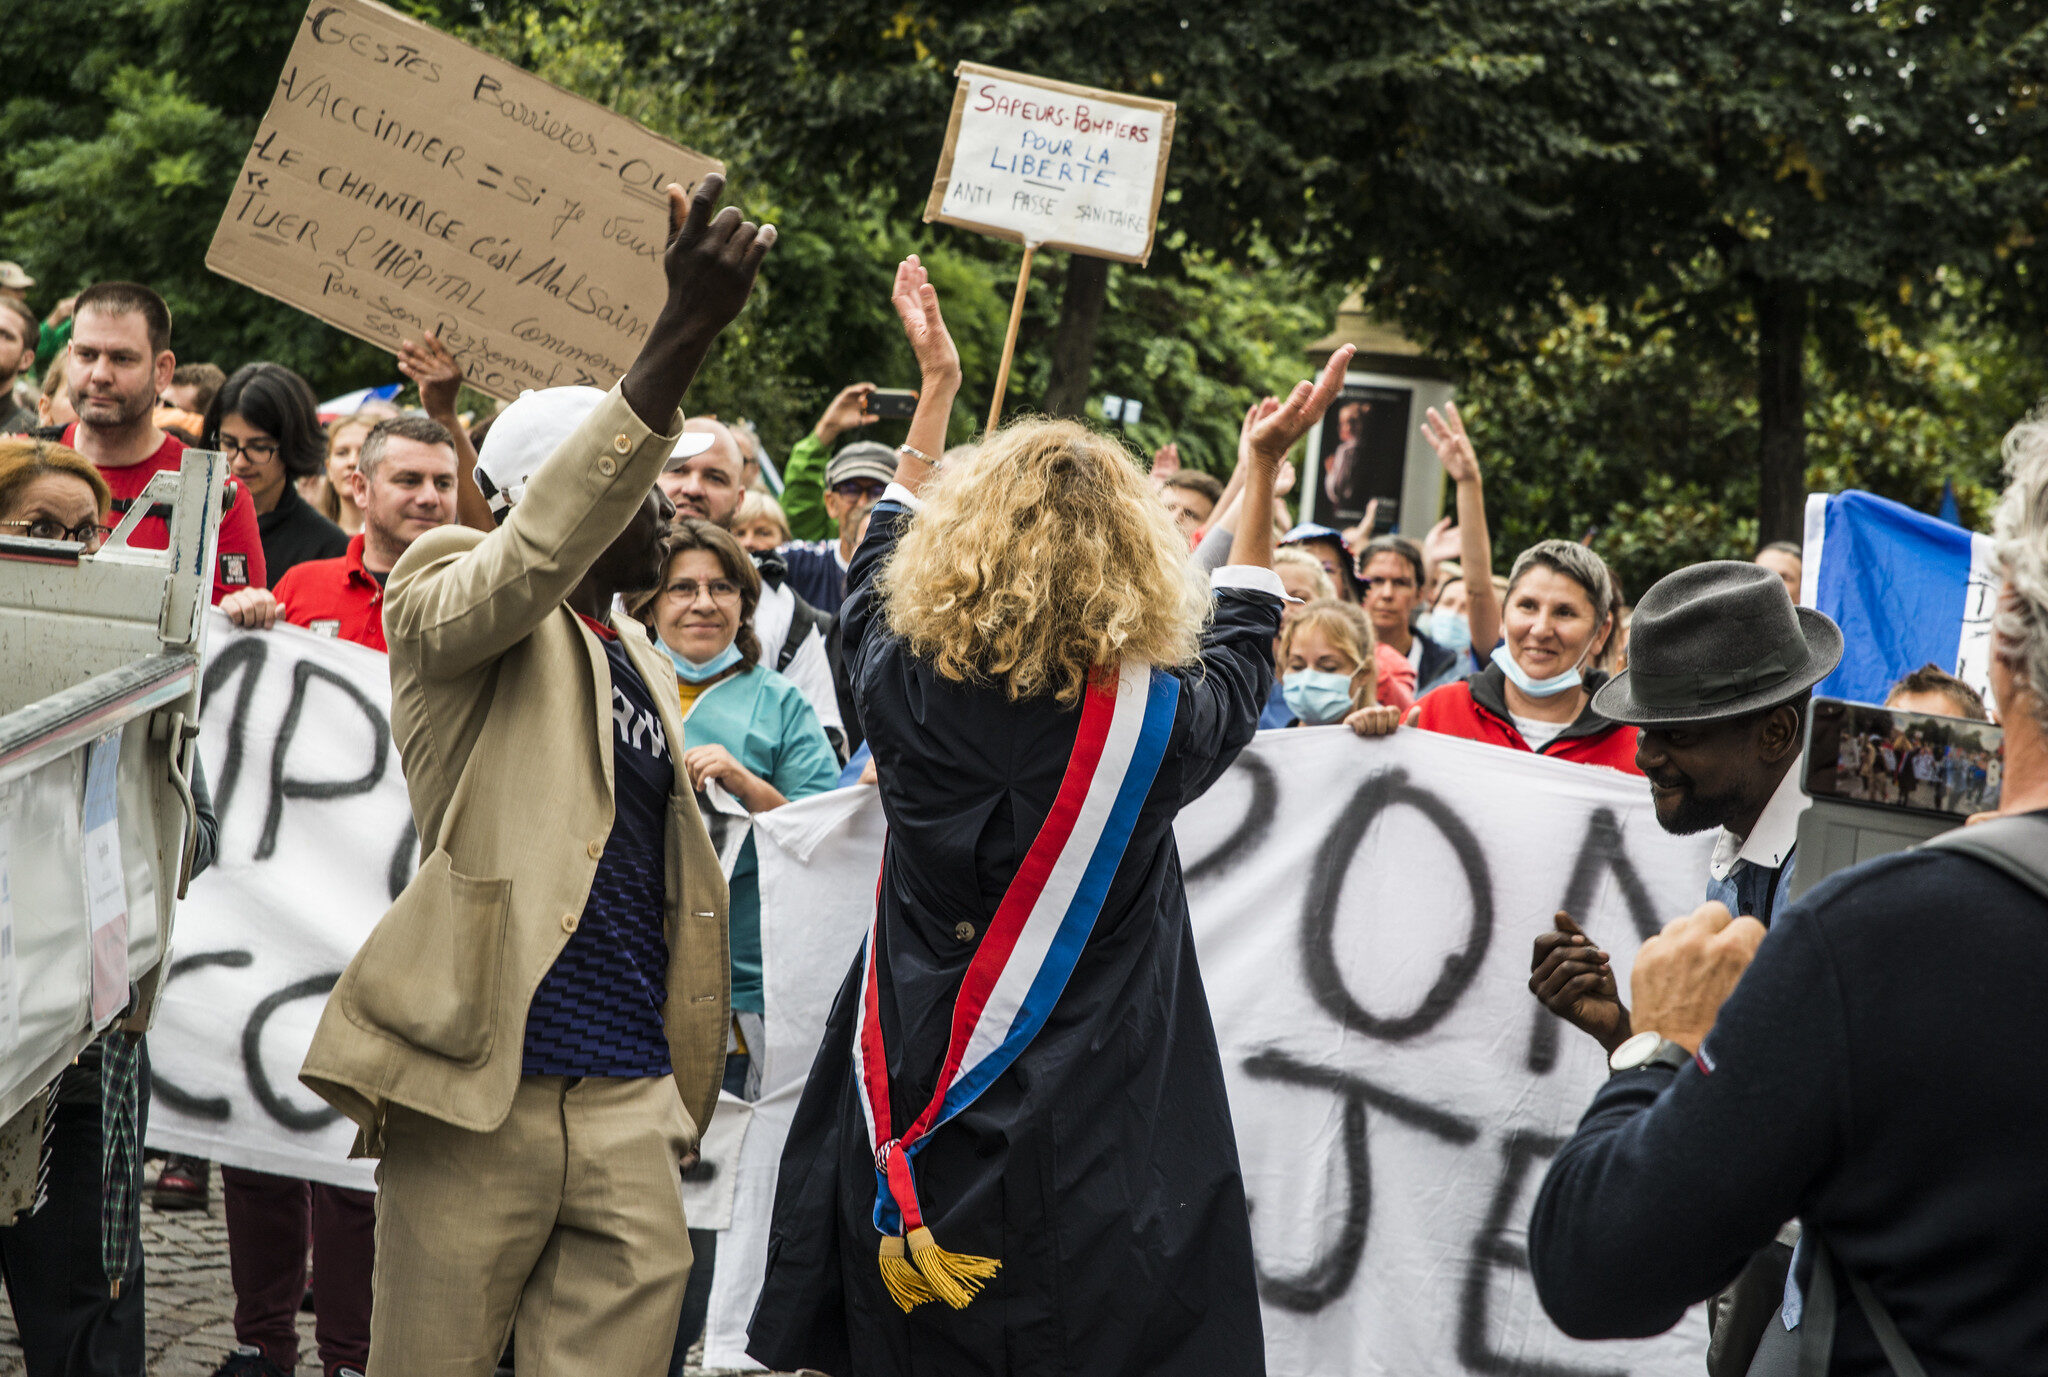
[0,517,113,546]
[218,436,281,461]
[830,478,890,501]
[664,577,743,603]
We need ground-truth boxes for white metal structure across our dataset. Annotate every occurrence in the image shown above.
[0,448,220,1217]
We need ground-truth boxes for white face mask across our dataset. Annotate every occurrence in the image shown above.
[1491,641,1592,699]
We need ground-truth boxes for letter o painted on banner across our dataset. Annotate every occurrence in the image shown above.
[243,973,345,1131]
[1299,768,1492,1040]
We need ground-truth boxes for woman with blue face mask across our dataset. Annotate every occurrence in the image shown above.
[640,516,841,1362]
[1279,599,1410,734]
[1357,540,1642,774]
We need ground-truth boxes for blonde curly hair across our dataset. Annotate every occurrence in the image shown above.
[879,419,1210,706]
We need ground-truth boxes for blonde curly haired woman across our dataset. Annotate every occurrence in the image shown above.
[749,256,1352,1377]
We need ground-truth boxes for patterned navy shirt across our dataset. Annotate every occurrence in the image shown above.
[522,620,675,1077]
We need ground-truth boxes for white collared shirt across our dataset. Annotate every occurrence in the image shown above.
[1708,760,1811,882]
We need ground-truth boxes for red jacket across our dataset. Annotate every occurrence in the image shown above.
[1414,664,1641,774]
[272,534,387,652]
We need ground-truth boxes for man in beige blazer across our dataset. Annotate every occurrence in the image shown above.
[300,175,775,1377]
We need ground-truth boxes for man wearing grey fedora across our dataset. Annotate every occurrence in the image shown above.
[1526,560,1844,1057]
[1525,559,1843,1373]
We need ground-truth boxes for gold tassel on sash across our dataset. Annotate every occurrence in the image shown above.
[878,1233,936,1311]
[877,1228,1002,1312]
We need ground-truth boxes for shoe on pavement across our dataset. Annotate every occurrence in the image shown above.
[153,1154,212,1211]
[210,1346,289,1377]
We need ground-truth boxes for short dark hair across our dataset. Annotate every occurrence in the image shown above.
[1161,470,1223,505]
[0,295,36,345]
[73,282,172,355]
[205,363,326,479]
[170,362,227,413]
[1358,534,1425,587]
[357,414,455,481]
[1884,662,1988,721]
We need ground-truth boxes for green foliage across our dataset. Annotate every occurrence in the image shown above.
[0,0,391,391]
[1459,292,2048,598]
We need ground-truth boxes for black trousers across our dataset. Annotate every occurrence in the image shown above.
[0,1046,149,1377]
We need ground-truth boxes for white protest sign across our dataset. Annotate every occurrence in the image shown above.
[704,728,1720,1376]
[146,616,753,1191]
[206,0,722,399]
[925,63,1175,265]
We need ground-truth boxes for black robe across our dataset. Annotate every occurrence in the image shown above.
[747,500,1277,1377]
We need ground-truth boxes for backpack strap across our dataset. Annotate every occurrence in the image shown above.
[778,595,832,674]
[1794,1232,1929,1377]
[1918,812,2048,902]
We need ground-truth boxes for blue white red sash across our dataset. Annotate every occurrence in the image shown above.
[852,658,1181,1310]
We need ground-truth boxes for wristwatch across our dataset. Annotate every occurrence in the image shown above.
[1607,1031,1692,1076]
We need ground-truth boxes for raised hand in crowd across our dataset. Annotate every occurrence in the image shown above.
[1528,910,1631,1053]
[1150,440,1182,484]
[1231,345,1355,572]
[397,333,462,418]
[621,172,776,434]
[398,331,494,531]
[220,587,282,630]
[1418,401,1501,660]
[887,254,962,498]
[812,382,879,446]
[1627,900,1765,1054]
[1421,515,1460,587]
[1342,498,1379,556]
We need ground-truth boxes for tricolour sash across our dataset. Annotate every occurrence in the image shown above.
[853,658,1181,1310]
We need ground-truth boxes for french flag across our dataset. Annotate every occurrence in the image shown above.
[315,383,402,423]
[1802,490,1999,710]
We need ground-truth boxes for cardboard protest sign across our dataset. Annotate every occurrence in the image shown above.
[206,0,721,400]
[924,62,1175,265]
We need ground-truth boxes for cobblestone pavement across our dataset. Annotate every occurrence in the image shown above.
[0,1171,761,1376]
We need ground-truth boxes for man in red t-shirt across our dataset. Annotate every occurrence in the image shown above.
[62,283,265,601]
[230,415,461,649]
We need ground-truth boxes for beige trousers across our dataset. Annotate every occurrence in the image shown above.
[368,1075,694,1377]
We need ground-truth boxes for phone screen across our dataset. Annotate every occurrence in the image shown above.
[1805,696,2004,819]
[864,388,919,419]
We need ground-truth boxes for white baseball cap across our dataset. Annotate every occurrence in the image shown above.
[474,387,713,521]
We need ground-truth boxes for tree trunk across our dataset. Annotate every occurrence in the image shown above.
[1753,279,1808,547]
[1041,254,1111,418]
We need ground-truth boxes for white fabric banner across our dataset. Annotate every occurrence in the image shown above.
[146,616,750,1190]
[708,727,1721,1376]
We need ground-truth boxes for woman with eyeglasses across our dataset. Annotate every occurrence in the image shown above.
[203,363,347,584]
[0,436,113,550]
[634,516,839,1367]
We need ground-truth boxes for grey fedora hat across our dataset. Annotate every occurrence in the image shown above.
[1593,561,1843,726]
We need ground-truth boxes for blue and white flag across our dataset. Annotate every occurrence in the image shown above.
[315,383,401,422]
[1802,490,1998,709]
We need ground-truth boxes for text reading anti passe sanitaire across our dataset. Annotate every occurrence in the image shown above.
[971,85,1154,143]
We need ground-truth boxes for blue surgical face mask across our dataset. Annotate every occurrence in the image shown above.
[1428,612,1472,654]
[1491,641,1589,699]
[665,639,743,683]
[1283,669,1355,725]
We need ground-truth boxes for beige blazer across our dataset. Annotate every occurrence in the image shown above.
[300,386,731,1154]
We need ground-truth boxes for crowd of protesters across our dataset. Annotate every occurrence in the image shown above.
[2,197,2046,1377]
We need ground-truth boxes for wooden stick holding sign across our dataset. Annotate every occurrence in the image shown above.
[924,62,1175,432]
[986,244,1037,432]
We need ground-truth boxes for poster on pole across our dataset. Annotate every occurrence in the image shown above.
[923,62,1175,265]
[205,0,722,400]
